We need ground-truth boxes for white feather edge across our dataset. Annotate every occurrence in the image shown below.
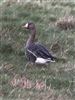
[27,49,55,64]
[35,57,55,64]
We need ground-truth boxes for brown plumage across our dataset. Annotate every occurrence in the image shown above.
[22,22,58,64]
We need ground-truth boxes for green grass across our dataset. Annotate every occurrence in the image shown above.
[0,1,75,100]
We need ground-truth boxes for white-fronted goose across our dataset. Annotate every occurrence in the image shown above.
[22,22,56,64]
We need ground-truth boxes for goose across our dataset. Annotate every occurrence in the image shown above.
[22,22,56,64]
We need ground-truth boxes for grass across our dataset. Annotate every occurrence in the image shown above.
[0,1,75,100]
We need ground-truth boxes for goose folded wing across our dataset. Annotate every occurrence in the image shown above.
[27,43,53,59]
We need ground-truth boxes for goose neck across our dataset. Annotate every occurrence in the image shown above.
[26,29,36,47]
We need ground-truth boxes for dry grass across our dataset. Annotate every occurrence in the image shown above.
[55,16,75,30]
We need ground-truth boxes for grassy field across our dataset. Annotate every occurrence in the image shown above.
[0,1,75,100]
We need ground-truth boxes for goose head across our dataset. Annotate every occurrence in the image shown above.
[22,22,36,31]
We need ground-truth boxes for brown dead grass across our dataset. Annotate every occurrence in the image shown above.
[55,16,75,30]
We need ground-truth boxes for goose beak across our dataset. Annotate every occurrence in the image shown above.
[22,23,28,28]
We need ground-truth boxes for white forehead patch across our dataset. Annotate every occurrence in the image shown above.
[25,23,28,28]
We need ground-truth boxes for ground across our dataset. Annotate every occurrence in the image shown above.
[0,0,75,100]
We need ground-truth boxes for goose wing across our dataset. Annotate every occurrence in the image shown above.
[27,43,54,60]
